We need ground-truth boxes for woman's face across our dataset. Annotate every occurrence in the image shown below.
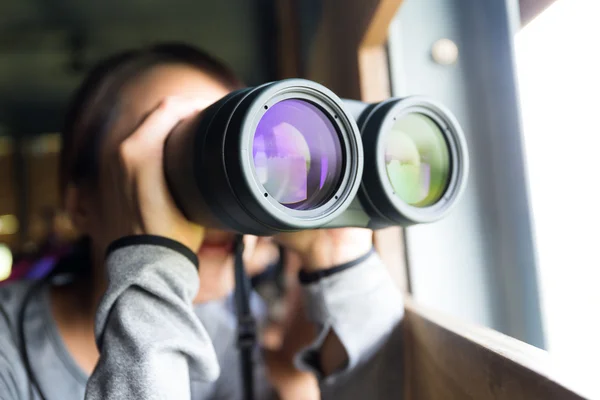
[84,64,238,266]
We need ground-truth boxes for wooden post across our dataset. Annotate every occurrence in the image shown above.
[301,0,409,293]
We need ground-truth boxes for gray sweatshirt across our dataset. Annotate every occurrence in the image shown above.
[0,236,404,399]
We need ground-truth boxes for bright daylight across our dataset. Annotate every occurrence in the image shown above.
[516,0,600,391]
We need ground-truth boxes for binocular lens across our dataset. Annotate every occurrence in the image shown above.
[385,113,451,207]
[352,96,468,227]
[253,99,344,210]
[165,79,363,235]
[165,80,466,234]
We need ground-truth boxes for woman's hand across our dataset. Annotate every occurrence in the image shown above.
[275,228,373,272]
[274,228,373,377]
[242,236,280,275]
[97,97,207,252]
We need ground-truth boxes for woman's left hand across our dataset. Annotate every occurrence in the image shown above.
[274,228,373,272]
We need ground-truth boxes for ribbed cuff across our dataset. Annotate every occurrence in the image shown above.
[298,248,375,285]
[295,251,404,383]
[106,235,198,269]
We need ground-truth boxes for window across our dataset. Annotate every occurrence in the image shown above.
[516,0,600,389]
[389,0,545,347]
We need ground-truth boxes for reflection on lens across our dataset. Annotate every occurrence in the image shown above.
[253,99,343,210]
[385,113,450,207]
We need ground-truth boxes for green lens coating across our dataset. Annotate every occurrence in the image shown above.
[384,113,451,207]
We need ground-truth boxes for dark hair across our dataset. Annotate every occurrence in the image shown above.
[60,42,244,195]
[55,43,244,278]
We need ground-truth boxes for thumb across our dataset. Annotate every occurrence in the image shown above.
[242,235,259,264]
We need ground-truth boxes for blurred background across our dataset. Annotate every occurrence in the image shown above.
[0,0,277,280]
[0,0,598,390]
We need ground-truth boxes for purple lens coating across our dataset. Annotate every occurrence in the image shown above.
[252,99,343,210]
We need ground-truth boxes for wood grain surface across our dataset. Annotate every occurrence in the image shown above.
[403,298,593,400]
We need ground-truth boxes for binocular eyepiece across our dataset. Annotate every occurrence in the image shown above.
[164,79,468,235]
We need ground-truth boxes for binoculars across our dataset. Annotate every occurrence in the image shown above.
[165,79,468,235]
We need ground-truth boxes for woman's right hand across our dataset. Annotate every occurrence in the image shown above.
[97,97,207,252]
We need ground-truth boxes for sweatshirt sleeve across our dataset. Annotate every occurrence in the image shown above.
[85,235,220,400]
[0,337,26,400]
[295,250,405,399]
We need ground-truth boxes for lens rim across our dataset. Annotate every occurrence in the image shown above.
[252,99,344,210]
[383,112,451,207]
[359,96,469,226]
[237,79,363,230]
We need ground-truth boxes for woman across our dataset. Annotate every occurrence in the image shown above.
[0,43,404,399]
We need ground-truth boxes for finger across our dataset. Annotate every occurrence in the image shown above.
[273,231,313,253]
[124,97,205,206]
[243,235,259,264]
[124,97,208,155]
[120,97,206,185]
[245,236,280,271]
[253,239,280,267]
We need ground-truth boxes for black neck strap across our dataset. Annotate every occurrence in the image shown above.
[233,235,256,400]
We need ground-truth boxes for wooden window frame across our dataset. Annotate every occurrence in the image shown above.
[275,1,590,398]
